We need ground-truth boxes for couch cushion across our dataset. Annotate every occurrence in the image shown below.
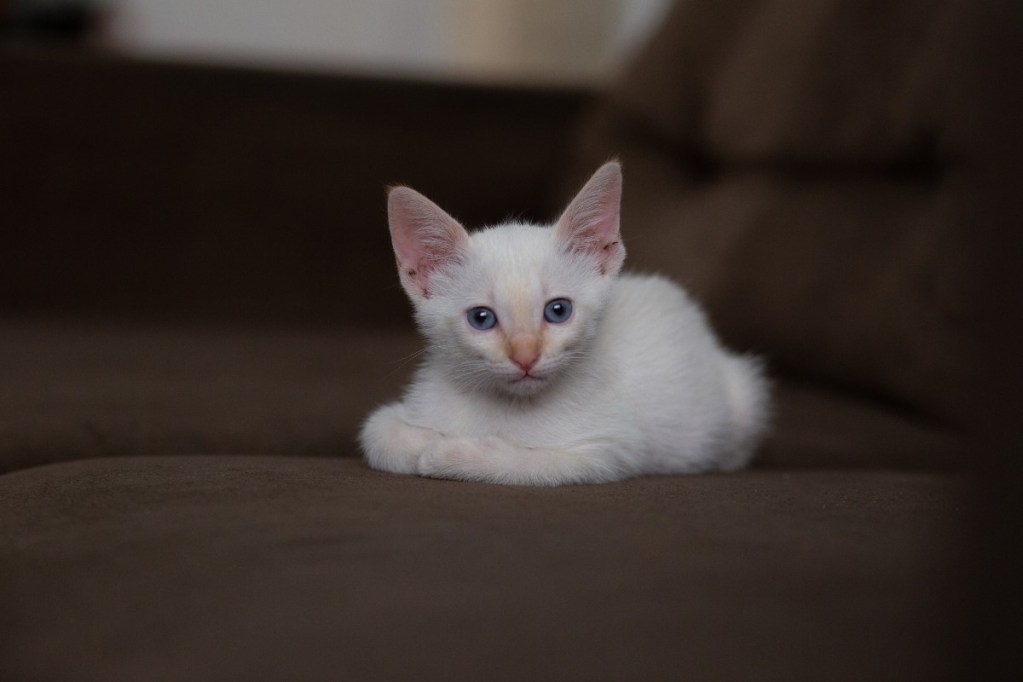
[0,318,967,474]
[0,456,969,681]
[0,319,418,473]
[760,379,964,470]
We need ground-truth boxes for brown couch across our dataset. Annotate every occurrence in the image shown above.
[1,1,1020,679]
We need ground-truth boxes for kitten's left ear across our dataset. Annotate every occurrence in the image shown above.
[554,161,625,276]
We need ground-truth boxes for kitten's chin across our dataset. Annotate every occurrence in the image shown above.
[496,372,554,398]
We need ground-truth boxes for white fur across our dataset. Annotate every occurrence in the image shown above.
[360,163,770,486]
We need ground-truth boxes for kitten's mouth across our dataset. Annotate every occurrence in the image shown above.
[512,372,543,383]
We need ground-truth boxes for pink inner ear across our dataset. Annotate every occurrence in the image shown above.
[555,161,624,274]
[388,187,469,298]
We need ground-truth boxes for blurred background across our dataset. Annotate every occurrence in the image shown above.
[0,0,672,84]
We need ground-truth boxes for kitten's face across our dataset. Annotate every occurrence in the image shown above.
[387,161,625,398]
[418,226,613,397]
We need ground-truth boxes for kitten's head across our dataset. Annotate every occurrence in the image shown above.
[387,161,625,397]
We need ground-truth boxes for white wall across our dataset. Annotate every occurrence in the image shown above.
[109,0,672,85]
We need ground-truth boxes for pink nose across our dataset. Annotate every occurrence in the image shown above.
[512,355,538,372]
[509,334,540,372]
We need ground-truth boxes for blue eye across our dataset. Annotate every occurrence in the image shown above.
[467,307,498,330]
[543,298,573,324]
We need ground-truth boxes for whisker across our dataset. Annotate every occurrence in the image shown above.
[381,347,428,378]
[384,346,426,368]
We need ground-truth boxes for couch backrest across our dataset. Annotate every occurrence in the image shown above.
[0,51,589,327]
[569,0,1022,439]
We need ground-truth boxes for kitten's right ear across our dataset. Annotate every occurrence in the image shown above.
[387,186,470,300]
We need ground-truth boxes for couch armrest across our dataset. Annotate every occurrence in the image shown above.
[0,49,593,326]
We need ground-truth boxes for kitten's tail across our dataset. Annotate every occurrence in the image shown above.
[718,353,771,470]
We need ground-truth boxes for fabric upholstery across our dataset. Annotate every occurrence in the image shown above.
[0,456,969,681]
[0,320,417,473]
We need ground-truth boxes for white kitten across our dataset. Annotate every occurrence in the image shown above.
[360,161,769,486]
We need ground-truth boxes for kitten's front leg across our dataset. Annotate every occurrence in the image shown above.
[360,403,444,475]
[418,436,630,486]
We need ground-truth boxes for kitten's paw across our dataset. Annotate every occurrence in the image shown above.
[418,437,496,481]
[361,403,446,475]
